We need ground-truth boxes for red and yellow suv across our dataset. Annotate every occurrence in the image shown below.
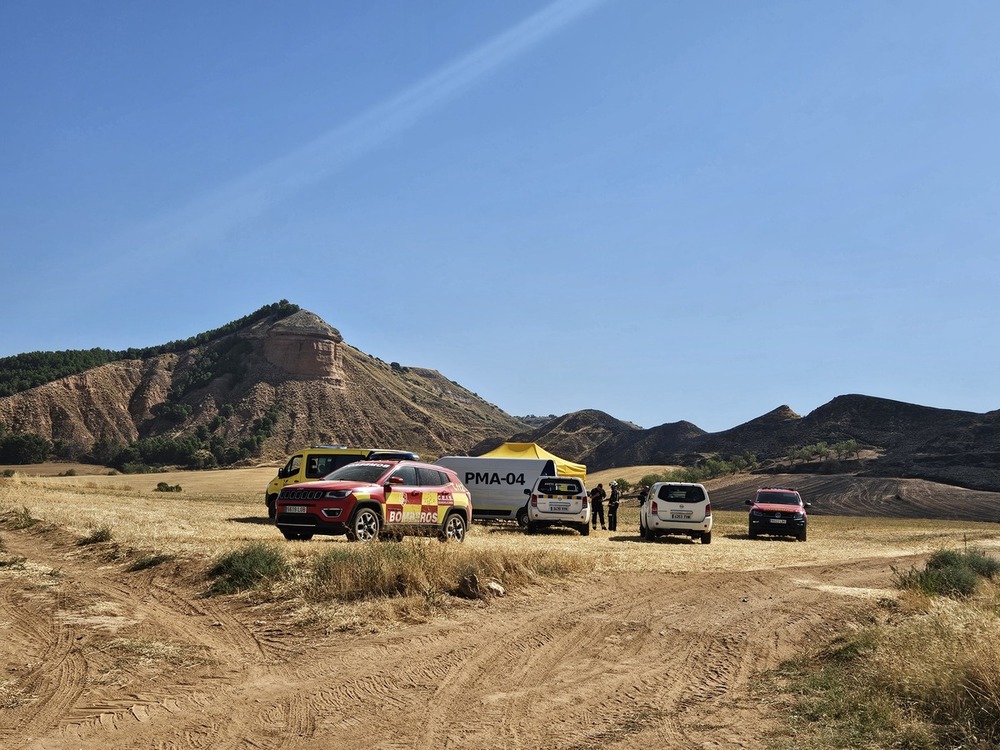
[746,487,810,542]
[274,460,471,543]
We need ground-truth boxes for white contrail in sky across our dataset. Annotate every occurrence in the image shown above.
[135,0,609,257]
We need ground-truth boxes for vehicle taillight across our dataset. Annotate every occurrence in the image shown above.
[705,502,712,516]
[582,496,589,508]
[530,494,538,507]
[650,500,658,514]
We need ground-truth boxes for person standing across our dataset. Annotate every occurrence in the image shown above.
[637,484,649,507]
[607,481,621,531]
[590,482,607,530]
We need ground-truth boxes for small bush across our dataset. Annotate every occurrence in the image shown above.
[207,542,289,595]
[78,526,113,545]
[155,482,182,493]
[309,544,431,601]
[1,469,15,478]
[307,541,584,603]
[58,469,77,477]
[7,506,38,530]
[894,547,1000,599]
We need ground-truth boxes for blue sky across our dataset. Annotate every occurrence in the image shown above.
[2,1,998,433]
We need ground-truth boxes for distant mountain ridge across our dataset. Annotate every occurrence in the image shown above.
[504,395,1000,492]
[0,303,997,491]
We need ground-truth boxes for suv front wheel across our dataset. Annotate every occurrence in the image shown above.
[348,507,380,542]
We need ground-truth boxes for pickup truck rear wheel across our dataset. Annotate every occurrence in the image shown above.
[347,507,380,543]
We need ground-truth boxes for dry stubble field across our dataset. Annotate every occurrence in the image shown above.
[1,465,999,749]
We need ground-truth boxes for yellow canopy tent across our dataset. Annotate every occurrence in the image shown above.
[479,442,586,482]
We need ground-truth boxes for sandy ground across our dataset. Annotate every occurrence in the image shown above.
[1,467,999,749]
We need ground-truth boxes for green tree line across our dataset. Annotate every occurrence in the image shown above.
[611,451,761,492]
[786,439,861,464]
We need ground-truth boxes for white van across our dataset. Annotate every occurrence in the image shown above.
[435,456,557,526]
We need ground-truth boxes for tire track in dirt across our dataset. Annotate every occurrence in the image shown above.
[0,571,89,748]
[0,530,301,750]
[1,520,913,750]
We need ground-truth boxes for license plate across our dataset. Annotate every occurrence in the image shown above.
[770,518,787,524]
[549,504,570,512]
[671,512,692,520]
[285,505,307,514]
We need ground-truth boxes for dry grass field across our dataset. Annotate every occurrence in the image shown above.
[2,465,1000,749]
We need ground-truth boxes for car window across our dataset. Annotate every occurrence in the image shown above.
[537,479,582,495]
[305,455,325,478]
[658,485,705,502]
[322,454,364,476]
[390,465,419,485]
[417,467,449,487]
[757,491,801,505]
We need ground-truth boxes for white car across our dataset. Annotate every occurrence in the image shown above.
[639,482,713,544]
[523,476,591,536]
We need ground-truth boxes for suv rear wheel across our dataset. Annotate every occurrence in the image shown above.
[440,512,467,542]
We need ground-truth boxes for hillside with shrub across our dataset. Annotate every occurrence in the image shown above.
[0,303,526,472]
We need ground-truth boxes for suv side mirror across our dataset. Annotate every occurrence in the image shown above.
[524,488,531,496]
[804,502,812,507]
[744,499,753,505]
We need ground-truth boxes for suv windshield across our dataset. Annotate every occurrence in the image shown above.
[756,491,800,505]
[325,462,392,483]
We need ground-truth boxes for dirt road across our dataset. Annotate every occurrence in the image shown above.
[0,519,953,750]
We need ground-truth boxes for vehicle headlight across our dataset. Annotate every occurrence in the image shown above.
[750,509,763,517]
[324,490,351,499]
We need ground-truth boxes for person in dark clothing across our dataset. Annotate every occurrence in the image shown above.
[607,481,621,531]
[590,483,607,530]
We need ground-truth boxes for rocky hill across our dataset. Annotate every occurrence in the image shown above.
[0,306,527,466]
[2,304,998,492]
